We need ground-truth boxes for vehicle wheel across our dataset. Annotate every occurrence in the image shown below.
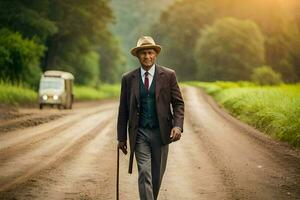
[39,104,43,110]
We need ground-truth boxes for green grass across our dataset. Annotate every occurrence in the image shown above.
[185,81,300,148]
[0,81,120,106]
[0,81,37,106]
[74,84,120,100]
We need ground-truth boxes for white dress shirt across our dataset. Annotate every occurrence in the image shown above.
[141,64,155,88]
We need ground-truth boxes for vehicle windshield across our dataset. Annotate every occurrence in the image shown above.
[40,77,64,90]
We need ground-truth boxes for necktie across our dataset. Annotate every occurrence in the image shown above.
[144,71,149,91]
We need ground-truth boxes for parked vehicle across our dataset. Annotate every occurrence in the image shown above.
[39,70,74,109]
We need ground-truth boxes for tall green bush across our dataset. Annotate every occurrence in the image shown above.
[0,28,44,88]
[251,66,283,85]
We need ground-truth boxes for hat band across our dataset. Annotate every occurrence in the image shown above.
[140,42,154,46]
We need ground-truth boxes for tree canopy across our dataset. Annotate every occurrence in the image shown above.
[150,0,300,82]
[1,0,299,85]
[195,17,265,81]
[0,0,124,87]
[0,28,44,87]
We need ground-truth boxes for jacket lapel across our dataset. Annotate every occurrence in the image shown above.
[132,68,140,104]
[155,65,164,100]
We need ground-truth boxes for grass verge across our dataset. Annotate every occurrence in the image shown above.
[185,81,300,148]
[0,81,120,106]
[74,84,120,101]
[0,81,37,106]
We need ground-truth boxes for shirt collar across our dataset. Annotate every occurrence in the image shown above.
[141,64,155,77]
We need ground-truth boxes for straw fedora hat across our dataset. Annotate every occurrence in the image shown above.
[131,36,162,57]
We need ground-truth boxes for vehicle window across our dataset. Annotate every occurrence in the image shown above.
[40,78,64,90]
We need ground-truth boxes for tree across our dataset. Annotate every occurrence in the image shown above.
[44,0,114,69]
[152,0,214,81]
[211,0,300,82]
[0,0,57,42]
[110,0,175,68]
[41,0,125,85]
[150,0,300,82]
[74,51,100,86]
[283,22,300,82]
[194,17,265,81]
[98,34,126,83]
[0,28,44,87]
[0,0,120,86]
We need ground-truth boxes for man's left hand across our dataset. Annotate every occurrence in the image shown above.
[170,127,181,142]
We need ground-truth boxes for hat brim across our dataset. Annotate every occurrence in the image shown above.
[131,45,162,57]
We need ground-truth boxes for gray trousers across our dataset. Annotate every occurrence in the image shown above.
[135,127,169,200]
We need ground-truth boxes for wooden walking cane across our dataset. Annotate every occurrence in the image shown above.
[116,147,120,200]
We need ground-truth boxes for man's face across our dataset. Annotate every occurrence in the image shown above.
[137,49,157,68]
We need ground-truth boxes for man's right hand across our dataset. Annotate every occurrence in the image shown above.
[118,141,128,155]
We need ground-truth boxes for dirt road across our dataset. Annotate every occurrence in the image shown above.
[0,86,299,200]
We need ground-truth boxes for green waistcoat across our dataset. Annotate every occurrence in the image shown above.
[139,71,159,128]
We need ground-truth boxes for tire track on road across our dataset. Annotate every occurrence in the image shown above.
[0,104,116,162]
[160,119,228,200]
[36,115,117,200]
[0,111,118,200]
[0,109,115,193]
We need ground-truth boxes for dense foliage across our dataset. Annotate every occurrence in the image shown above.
[0,0,123,87]
[153,0,300,82]
[110,0,175,68]
[195,17,265,81]
[0,29,44,87]
[152,0,214,80]
[1,0,299,86]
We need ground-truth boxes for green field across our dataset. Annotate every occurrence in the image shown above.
[74,84,120,100]
[186,81,300,148]
[0,81,120,106]
[0,81,37,106]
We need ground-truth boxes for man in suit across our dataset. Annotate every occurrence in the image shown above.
[117,36,184,200]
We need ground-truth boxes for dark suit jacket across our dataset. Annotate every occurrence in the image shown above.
[117,65,184,173]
